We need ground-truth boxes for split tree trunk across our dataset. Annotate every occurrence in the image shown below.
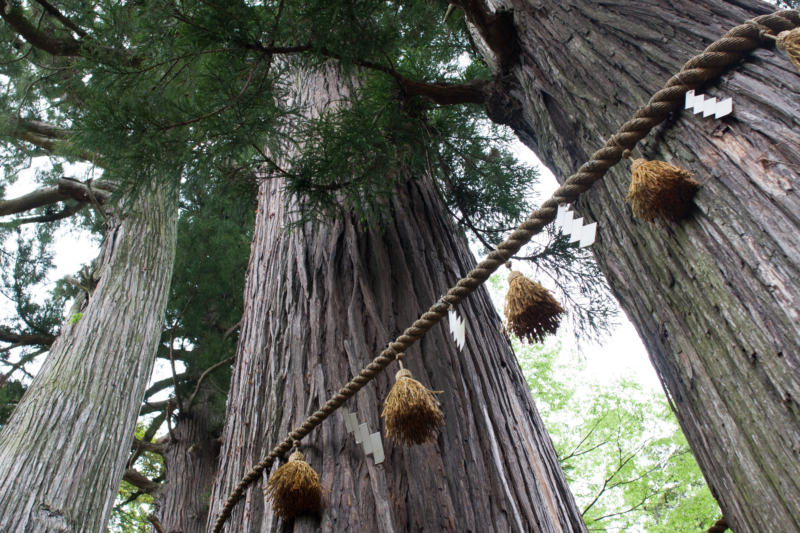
[0,185,178,532]
[473,0,800,531]
[150,398,220,533]
[208,69,586,533]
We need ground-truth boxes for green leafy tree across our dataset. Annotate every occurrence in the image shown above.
[515,338,720,532]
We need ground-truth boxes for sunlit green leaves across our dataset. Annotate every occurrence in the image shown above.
[515,340,721,532]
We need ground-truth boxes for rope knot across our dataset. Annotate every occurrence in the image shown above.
[745,20,776,42]
[396,368,413,381]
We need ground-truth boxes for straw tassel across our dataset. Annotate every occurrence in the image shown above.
[264,443,322,520]
[624,151,700,223]
[503,264,564,343]
[382,354,443,447]
[777,28,800,73]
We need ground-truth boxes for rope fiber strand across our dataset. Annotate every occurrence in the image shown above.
[211,9,800,532]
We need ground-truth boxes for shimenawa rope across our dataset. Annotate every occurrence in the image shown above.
[212,9,800,532]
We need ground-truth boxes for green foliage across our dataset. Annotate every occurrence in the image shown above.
[515,340,720,532]
[0,0,616,341]
[67,312,83,324]
[159,173,256,413]
[0,379,24,426]
[109,421,164,533]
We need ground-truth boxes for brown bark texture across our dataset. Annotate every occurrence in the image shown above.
[0,185,178,532]
[207,69,586,533]
[151,398,219,533]
[474,0,800,531]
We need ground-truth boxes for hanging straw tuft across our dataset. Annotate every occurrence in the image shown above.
[264,444,322,520]
[777,28,800,73]
[382,354,443,447]
[503,266,564,343]
[624,152,700,223]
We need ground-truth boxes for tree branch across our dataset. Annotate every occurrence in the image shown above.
[0,327,55,347]
[33,0,87,38]
[450,0,518,72]
[0,347,47,387]
[0,1,83,56]
[4,119,104,165]
[0,178,108,219]
[186,355,235,411]
[143,372,188,400]
[147,514,167,533]
[9,201,84,225]
[131,438,167,456]
[122,468,162,495]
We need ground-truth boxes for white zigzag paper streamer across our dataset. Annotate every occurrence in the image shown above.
[341,406,384,464]
[449,309,466,350]
[555,205,597,249]
[684,90,732,119]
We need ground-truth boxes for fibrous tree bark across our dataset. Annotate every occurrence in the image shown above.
[148,396,220,533]
[207,69,586,533]
[465,0,800,531]
[0,185,178,532]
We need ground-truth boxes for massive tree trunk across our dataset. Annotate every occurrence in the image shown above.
[150,397,220,533]
[0,185,178,532]
[208,69,586,533]
[471,0,800,531]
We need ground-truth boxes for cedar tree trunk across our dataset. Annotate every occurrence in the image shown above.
[151,397,219,533]
[207,69,586,533]
[0,185,178,532]
[471,0,800,531]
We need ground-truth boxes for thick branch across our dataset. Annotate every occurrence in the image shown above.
[0,1,83,56]
[140,400,169,416]
[127,411,167,468]
[144,372,188,400]
[451,0,518,72]
[131,438,167,456]
[5,120,104,165]
[0,178,110,226]
[0,328,55,347]
[10,201,83,225]
[148,515,167,533]
[401,78,487,105]
[122,469,162,495]
[33,0,87,37]
[57,179,110,205]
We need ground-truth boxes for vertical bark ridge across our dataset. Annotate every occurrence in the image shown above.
[0,185,178,533]
[482,0,800,531]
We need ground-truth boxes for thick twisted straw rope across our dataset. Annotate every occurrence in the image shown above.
[212,9,800,532]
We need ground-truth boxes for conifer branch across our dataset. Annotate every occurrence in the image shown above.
[0,0,83,56]
[32,0,87,37]
[449,0,518,72]
[186,355,235,412]
[147,515,167,533]
[122,468,162,495]
[10,201,84,225]
[4,119,104,165]
[0,327,55,347]
[131,438,167,457]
